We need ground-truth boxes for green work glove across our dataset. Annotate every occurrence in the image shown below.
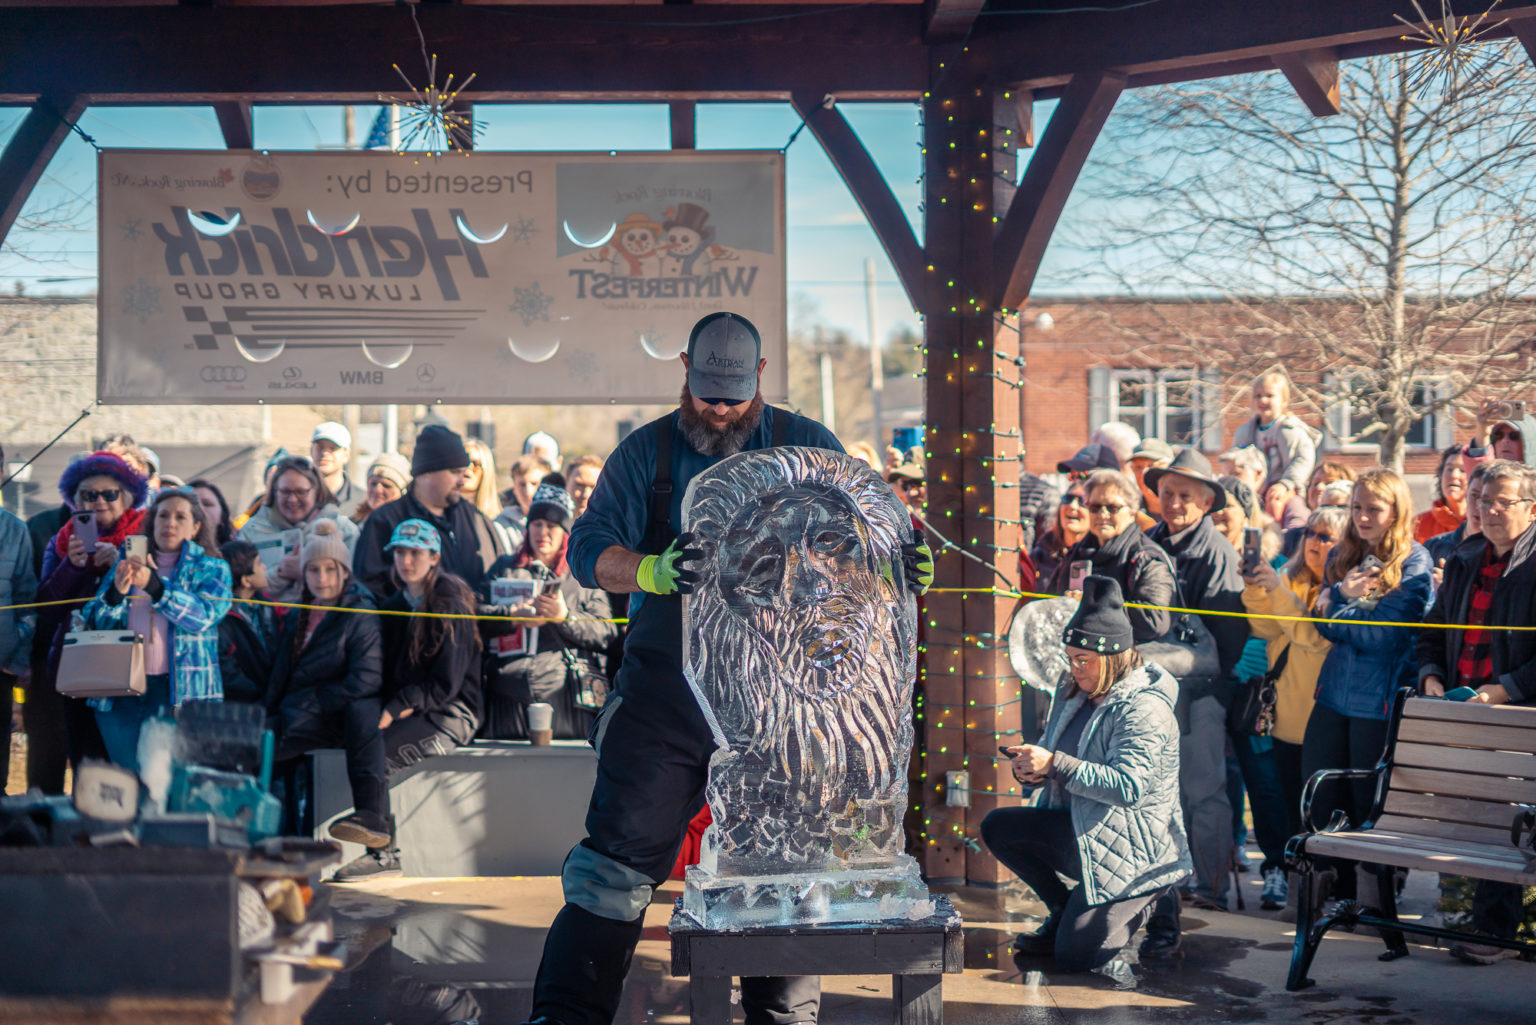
[902,539,934,595]
[637,532,704,596]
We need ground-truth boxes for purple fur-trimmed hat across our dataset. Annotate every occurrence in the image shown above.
[59,451,149,510]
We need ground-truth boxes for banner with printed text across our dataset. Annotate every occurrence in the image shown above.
[98,149,786,404]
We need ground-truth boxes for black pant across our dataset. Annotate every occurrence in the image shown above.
[530,594,818,1025]
[980,806,1159,972]
[381,711,468,774]
[1,672,12,794]
[1299,704,1390,899]
[273,695,388,819]
[22,667,106,794]
[1472,879,1525,940]
[1271,738,1306,842]
[1228,732,1291,873]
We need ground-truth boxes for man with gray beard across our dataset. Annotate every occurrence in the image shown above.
[520,312,868,1025]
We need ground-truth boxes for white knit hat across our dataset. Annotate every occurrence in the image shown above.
[300,519,352,575]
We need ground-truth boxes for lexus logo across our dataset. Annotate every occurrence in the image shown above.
[282,366,303,380]
[200,366,247,383]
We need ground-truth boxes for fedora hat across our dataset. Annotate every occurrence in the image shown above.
[1143,447,1227,512]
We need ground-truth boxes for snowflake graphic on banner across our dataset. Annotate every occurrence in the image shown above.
[563,348,599,384]
[511,217,538,245]
[120,218,142,243]
[510,282,553,326]
[121,278,162,324]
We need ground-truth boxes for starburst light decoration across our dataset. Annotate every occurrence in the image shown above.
[1394,0,1510,99]
[383,5,480,160]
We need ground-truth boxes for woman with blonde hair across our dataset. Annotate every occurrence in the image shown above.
[461,438,513,552]
[1302,468,1433,903]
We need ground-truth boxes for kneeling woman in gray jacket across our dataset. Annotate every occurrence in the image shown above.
[984,575,1192,972]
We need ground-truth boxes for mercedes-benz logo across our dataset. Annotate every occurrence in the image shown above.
[282,366,303,380]
[416,363,437,382]
[200,366,247,383]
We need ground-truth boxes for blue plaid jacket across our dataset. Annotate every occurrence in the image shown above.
[83,540,232,708]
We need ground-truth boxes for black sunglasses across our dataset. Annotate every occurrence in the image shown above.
[697,396,747,408]
[1061,493,1088,508]
[77,488,122,504]
[1304,529,1336,543]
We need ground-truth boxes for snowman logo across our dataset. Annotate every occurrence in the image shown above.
[657,202,717,278]
[605,212,662,278]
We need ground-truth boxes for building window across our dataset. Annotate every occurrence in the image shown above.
[1107,368,1203,445]
[1323,374,1452,451]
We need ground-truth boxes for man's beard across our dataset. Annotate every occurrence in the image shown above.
[679,383,764,457]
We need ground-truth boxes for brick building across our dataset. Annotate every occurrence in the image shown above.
[1017,298,1481,480]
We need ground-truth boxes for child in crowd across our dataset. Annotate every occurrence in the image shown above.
[1232,371,1318,513]
[217,539,278,705]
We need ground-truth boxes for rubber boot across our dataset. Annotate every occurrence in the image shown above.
[528,903,645,1025]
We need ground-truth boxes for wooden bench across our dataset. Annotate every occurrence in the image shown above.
[1285,690,1536,990]
[668,896,963,1024]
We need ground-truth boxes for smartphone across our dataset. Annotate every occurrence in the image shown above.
[281,528,303,557]
[1444,686,1479,702]
[997,745,1014,756]
[72,511,98,552]
[1068,559,1091,593]
[126,535,147,561]
[1360,554,1385,575]
[1242,527,1263,575]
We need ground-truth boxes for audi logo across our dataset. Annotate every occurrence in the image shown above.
[200,366,247,383]
[282,366,303,380]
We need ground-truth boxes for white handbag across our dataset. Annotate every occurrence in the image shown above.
[56,629,148,698]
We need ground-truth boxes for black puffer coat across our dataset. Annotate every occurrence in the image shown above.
[264,585,382,722]
[380,589,482,745]
[1047,524,1176,645]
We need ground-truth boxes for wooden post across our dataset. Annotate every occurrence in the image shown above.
[920,65,1023,885]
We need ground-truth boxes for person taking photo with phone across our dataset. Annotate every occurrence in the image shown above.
[1303,469,1433,911]
[28,452,150,792]
[82,487,232,771]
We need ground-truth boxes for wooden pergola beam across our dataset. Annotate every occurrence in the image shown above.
[1512,19,1536,66]
[212,100,253,149]
[1273,47,1340,116]
[0,6,929,102]
[0,95,85,247]
[790,91,926,312]
[988,0,1536,96]
[993,70,1124,313]
[922,0,987,41]
[669,100,696,149]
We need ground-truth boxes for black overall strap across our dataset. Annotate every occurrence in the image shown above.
[645,414,675,555]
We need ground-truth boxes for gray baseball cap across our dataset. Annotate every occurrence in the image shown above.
[686,312,761,404]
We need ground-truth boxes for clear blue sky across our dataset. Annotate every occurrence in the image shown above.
[0,97,1078,346]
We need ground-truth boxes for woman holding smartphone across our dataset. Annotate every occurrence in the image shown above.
[27,452,152,792]
[82,487,232,771]
[1303,469,1433,903]
[478,482,616,740]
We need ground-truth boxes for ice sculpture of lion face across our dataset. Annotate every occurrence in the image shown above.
[684,448,917,866]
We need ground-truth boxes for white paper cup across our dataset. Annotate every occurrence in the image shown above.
[528,702,554,745]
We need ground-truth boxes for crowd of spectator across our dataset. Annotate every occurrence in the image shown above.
[0,421,613,880]
[3,364,1534,968]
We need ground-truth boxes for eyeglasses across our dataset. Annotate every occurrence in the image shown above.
[1491,428,1521,441]
[1088,502,1127,515]
[698,396,745,408]
[1068,654,1099,668]
[1303,529,1336,543]
[1479,495,1533,512]
[898,480,926,493]
[276,487,315,500]
[76,488,122,504]
[1061,494,1087,508]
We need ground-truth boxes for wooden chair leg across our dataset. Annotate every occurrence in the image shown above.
[892,973,942,1025]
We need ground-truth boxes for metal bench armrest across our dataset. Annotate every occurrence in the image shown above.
[1300,767,1384,833]
[1513,805,1536,866]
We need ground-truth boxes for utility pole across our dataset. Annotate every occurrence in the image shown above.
[816,324,837,436]
[865,258,883,448]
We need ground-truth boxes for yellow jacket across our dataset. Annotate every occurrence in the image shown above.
[1241,575,1332,746]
